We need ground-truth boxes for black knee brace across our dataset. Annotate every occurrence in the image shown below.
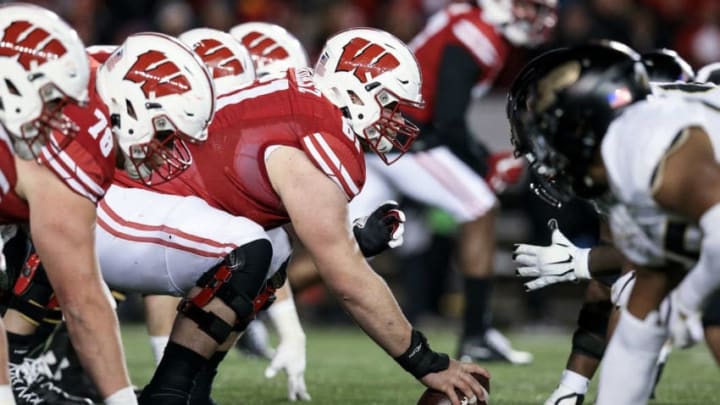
[8,254,60,325]
[1,228,31,297]
[178,239,272,344]
[571,300,613,360]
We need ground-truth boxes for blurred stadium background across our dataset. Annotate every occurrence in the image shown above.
[12,0,719,402]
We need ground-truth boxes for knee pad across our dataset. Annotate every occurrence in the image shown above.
[572,300,613,360]
[179,239,272,343]
[8,254,59,325]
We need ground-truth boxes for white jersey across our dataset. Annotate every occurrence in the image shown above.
[601,89,720,267]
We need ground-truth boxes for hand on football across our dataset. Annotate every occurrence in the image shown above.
[352,200,405,257]
[513,221,591,291]
[265,334,311,401]
[419,359,490,405]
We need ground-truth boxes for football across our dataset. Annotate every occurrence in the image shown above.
[417,373,490,405]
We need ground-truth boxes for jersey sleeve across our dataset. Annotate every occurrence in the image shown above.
[38,85,116,204]
[40,138,111,204]
[300,132,365,201]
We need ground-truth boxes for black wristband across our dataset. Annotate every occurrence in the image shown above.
[394,329,450,379]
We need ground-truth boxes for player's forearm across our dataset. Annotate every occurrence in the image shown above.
[323,263,411,357]
[588,244,625,276]
[61,285,132,397]
[29,204,132,395]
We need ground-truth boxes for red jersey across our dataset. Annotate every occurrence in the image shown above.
[0,56,116,223]
[116,68,366,229]
[0,128,25,222]
[406,3,510,124]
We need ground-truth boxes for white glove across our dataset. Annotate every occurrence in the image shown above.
[665,289,704,349]
[513,221,591,291]
[265,300,311,401]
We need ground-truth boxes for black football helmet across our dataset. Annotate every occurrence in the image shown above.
[696,62,720,85]
[641,49,694,83]
[507,40,651,206]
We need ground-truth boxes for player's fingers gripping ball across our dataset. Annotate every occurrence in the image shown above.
[417,372,490,405]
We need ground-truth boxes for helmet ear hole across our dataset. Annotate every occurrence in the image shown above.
[347,90,364,106]
[125,99,137,120]
[4,79,19,96]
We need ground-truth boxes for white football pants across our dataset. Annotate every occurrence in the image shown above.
[349,146,497,222]
[95,185,291,296]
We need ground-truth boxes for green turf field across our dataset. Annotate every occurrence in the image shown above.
[123,323,716,404]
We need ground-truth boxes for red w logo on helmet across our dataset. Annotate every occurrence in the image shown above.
[0,21,67,70]
[192,39,244,80]
[336,37,399,83]
[124,50,192,98]
[238,31,289,61]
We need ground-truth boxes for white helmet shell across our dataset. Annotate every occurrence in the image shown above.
[96,32,216,183]
[479,0,557,47]
[0,3,90,158]
[179,28,256,95]
[229,22,309,76]
[313,27,423,163]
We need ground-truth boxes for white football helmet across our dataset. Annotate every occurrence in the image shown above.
[0,3,90,159]
[96,32,216,184]
[229,22,309,76]
[479,0,557,47]
[313,28,423,164]
[179,28,256,95]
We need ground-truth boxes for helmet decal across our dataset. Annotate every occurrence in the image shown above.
[0,21,67,70]
[335,37,400,83]
[191,38,245,80]
[238,30,289,61]
[123,50,192,98]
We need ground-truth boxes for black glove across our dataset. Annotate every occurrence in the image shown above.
[352,200,406,257]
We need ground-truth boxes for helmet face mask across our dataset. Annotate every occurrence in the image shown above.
[0,4,90,160]
[97,32,216,185]
[313,28,424,164]
[359,89,422,164]
[21,88,83,156]
[123,122,193,182]
[508,41,651,205]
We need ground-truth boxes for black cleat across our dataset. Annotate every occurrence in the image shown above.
[10,357,93,405]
